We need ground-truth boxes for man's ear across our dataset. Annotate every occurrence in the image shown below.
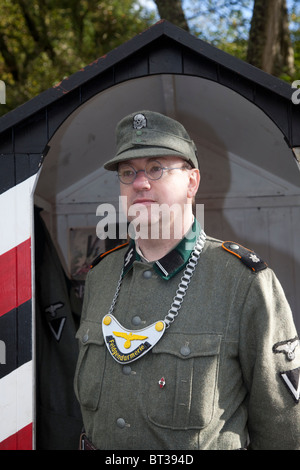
[187,169,200,198]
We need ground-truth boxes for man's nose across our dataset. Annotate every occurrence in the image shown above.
[132,170,151,189]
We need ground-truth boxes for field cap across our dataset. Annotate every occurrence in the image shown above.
[104,110,198,171]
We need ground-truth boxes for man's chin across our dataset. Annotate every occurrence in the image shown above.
[127,216,160,239]
[128,217,176,241]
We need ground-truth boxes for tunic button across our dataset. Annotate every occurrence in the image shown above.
[230,244,240,250]
[122,365,132,375]
[143,270,152,279]
[116,418,126,429]
[180,345,191,356]
[82,334,89,343]
[132,316,142,326]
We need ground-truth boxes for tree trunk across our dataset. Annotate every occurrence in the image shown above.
[154,0,189,32]
[247,0,295,77]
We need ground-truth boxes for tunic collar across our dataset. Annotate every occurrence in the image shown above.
[122,219,201,280]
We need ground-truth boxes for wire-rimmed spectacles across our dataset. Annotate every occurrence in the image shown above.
[117,160,189,185]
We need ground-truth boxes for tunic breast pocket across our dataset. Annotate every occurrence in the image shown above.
[74,320,106,411]
[146,333,222,430]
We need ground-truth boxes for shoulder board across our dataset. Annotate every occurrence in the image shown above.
[89,242,129,269]
[222,241,268,273]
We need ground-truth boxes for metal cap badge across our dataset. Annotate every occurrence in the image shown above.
[104,110,199,171]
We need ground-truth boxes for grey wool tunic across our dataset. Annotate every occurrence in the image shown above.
[74,226,300,450]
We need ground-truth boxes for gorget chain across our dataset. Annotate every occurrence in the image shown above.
[107,230,206,328]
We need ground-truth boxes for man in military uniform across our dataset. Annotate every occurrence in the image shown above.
[74,110,300,450]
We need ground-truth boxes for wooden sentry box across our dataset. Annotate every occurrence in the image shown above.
[0,21,299,449]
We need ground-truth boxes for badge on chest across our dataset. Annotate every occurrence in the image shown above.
[102,314,166,364]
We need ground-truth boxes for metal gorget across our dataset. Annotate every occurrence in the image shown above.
[102,230,206,364]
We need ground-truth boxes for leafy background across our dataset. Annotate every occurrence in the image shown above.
[0,0,299,116]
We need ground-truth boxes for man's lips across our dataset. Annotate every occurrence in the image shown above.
[132,198,156,205]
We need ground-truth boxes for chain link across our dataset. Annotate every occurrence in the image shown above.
[107,269,124,316]
[164,230,206,327]
[106,230,207,328]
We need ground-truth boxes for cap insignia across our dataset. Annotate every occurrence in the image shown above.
[133,113,147,130]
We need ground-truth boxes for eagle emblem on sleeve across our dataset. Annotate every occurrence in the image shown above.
[273,337,299,361]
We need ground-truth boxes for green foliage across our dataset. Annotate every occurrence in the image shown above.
[290,6,300,82]
[1,0,300,117]
[186,0,252,40]
[184,0,300,83]
[0,0,155,116]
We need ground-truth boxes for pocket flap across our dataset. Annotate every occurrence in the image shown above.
[152,332,222,359]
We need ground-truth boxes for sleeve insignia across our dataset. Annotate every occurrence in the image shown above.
[45,302,66,342]
[279,367,300,403]
[222,241,268,272]
[273,337,299,361]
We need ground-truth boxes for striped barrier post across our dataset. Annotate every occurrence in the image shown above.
[0,174,38,449]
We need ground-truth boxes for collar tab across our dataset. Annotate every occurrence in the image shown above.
[122,219,202,280]
[123,242,138,276]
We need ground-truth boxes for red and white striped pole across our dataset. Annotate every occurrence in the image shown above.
[0,174,38,450]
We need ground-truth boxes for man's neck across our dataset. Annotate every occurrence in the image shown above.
[135,215,195,262]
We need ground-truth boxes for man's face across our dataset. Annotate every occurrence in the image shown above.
[119,156,200,239]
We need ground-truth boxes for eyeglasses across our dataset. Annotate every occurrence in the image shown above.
[118,160,189,184]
